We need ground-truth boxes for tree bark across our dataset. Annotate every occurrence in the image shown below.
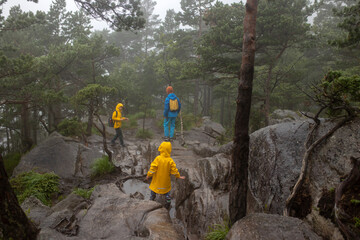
[220,97,225,126]
[21,102,33,152]
[229,0,258,224]
[334,157,360,240]
[86,100,95,136]
[93,114,112,162]
[0,154,38,239]
[193,78,200,116]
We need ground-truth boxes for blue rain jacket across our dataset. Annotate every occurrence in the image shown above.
[163,93,181,118]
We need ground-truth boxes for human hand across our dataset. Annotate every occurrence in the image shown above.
[179,176,185,180]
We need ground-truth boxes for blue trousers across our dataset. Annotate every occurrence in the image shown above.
[164,117,176,138]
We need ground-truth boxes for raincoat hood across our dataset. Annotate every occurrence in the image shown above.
[167,93,177,100]
[158,141,171,157]
[116,103,123,111]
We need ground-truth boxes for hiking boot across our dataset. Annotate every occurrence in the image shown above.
[150,196,156,201]
[164,137,170,142]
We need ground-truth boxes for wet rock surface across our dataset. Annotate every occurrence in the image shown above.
[226,213,322,240]
[247,118,360,239]
[16,114,359,240]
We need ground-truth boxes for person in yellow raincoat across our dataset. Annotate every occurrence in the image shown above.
[111,103,128,146]
[146,141,185,203]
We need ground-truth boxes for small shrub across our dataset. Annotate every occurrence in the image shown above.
[205,221,230,240]
[176,113,201,131]
[350,199,360,205]
[147,109,157,118]
[3,152,22,176]
[10,171,60,206]
[91,156,115,177]
[122,116,138,129]
[133,112,145,119]
[57,118,85,137]
[73,186,95,199]
[136,129,153,139]
[354,217,360,228]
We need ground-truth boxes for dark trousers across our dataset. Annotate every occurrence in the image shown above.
[111,127,124,146]
[150,190,171,201]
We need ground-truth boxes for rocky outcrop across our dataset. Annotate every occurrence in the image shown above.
[174,153,231,239]
[226,213,322,240]
[35,183,182,240]
[247,118,360,239]
[13,132,103,179]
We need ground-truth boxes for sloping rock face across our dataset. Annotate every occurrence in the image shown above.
[13,132,103,179]
[226,213,322,240]
[173,153,231,238]
[36,183,182,240]
[247,118,360,239]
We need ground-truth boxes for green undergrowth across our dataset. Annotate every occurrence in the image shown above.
[136,129,153,139]
[57,117,85,137]
[91,156,115,178]
[73,186,95,199]
[10,171,60,206]
[205,220,230,240]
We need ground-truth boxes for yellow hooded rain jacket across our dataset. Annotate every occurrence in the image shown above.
[147,142,181,194]
[112,103,126,128]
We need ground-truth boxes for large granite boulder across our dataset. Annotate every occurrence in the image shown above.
[13,132,103,179]
[247,118,360,239]
[226,213,322,240]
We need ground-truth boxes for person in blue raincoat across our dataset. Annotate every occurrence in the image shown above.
[163,86,181,141]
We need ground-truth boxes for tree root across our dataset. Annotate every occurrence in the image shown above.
[334,157,360,240]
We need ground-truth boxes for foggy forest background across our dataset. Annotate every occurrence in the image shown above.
[0,0,359,156]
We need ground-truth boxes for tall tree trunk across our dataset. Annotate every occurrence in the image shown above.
[6,127,10,153]
[194,79,200,116]
[264,65,273,126]
[208,85,212,117]
[229,0,258,224]
[227,92,232,128]
[86,100,94,136]
[204,85,208,116]
[0,154,38,239]
[220,97,225,126]
[21,102,33,152]
[32,109,38,145]
[263,45,287,126]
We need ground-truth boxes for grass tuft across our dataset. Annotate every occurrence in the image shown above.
[91,156,115,177]
[73,186,95,199]
[205,221,230,240]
